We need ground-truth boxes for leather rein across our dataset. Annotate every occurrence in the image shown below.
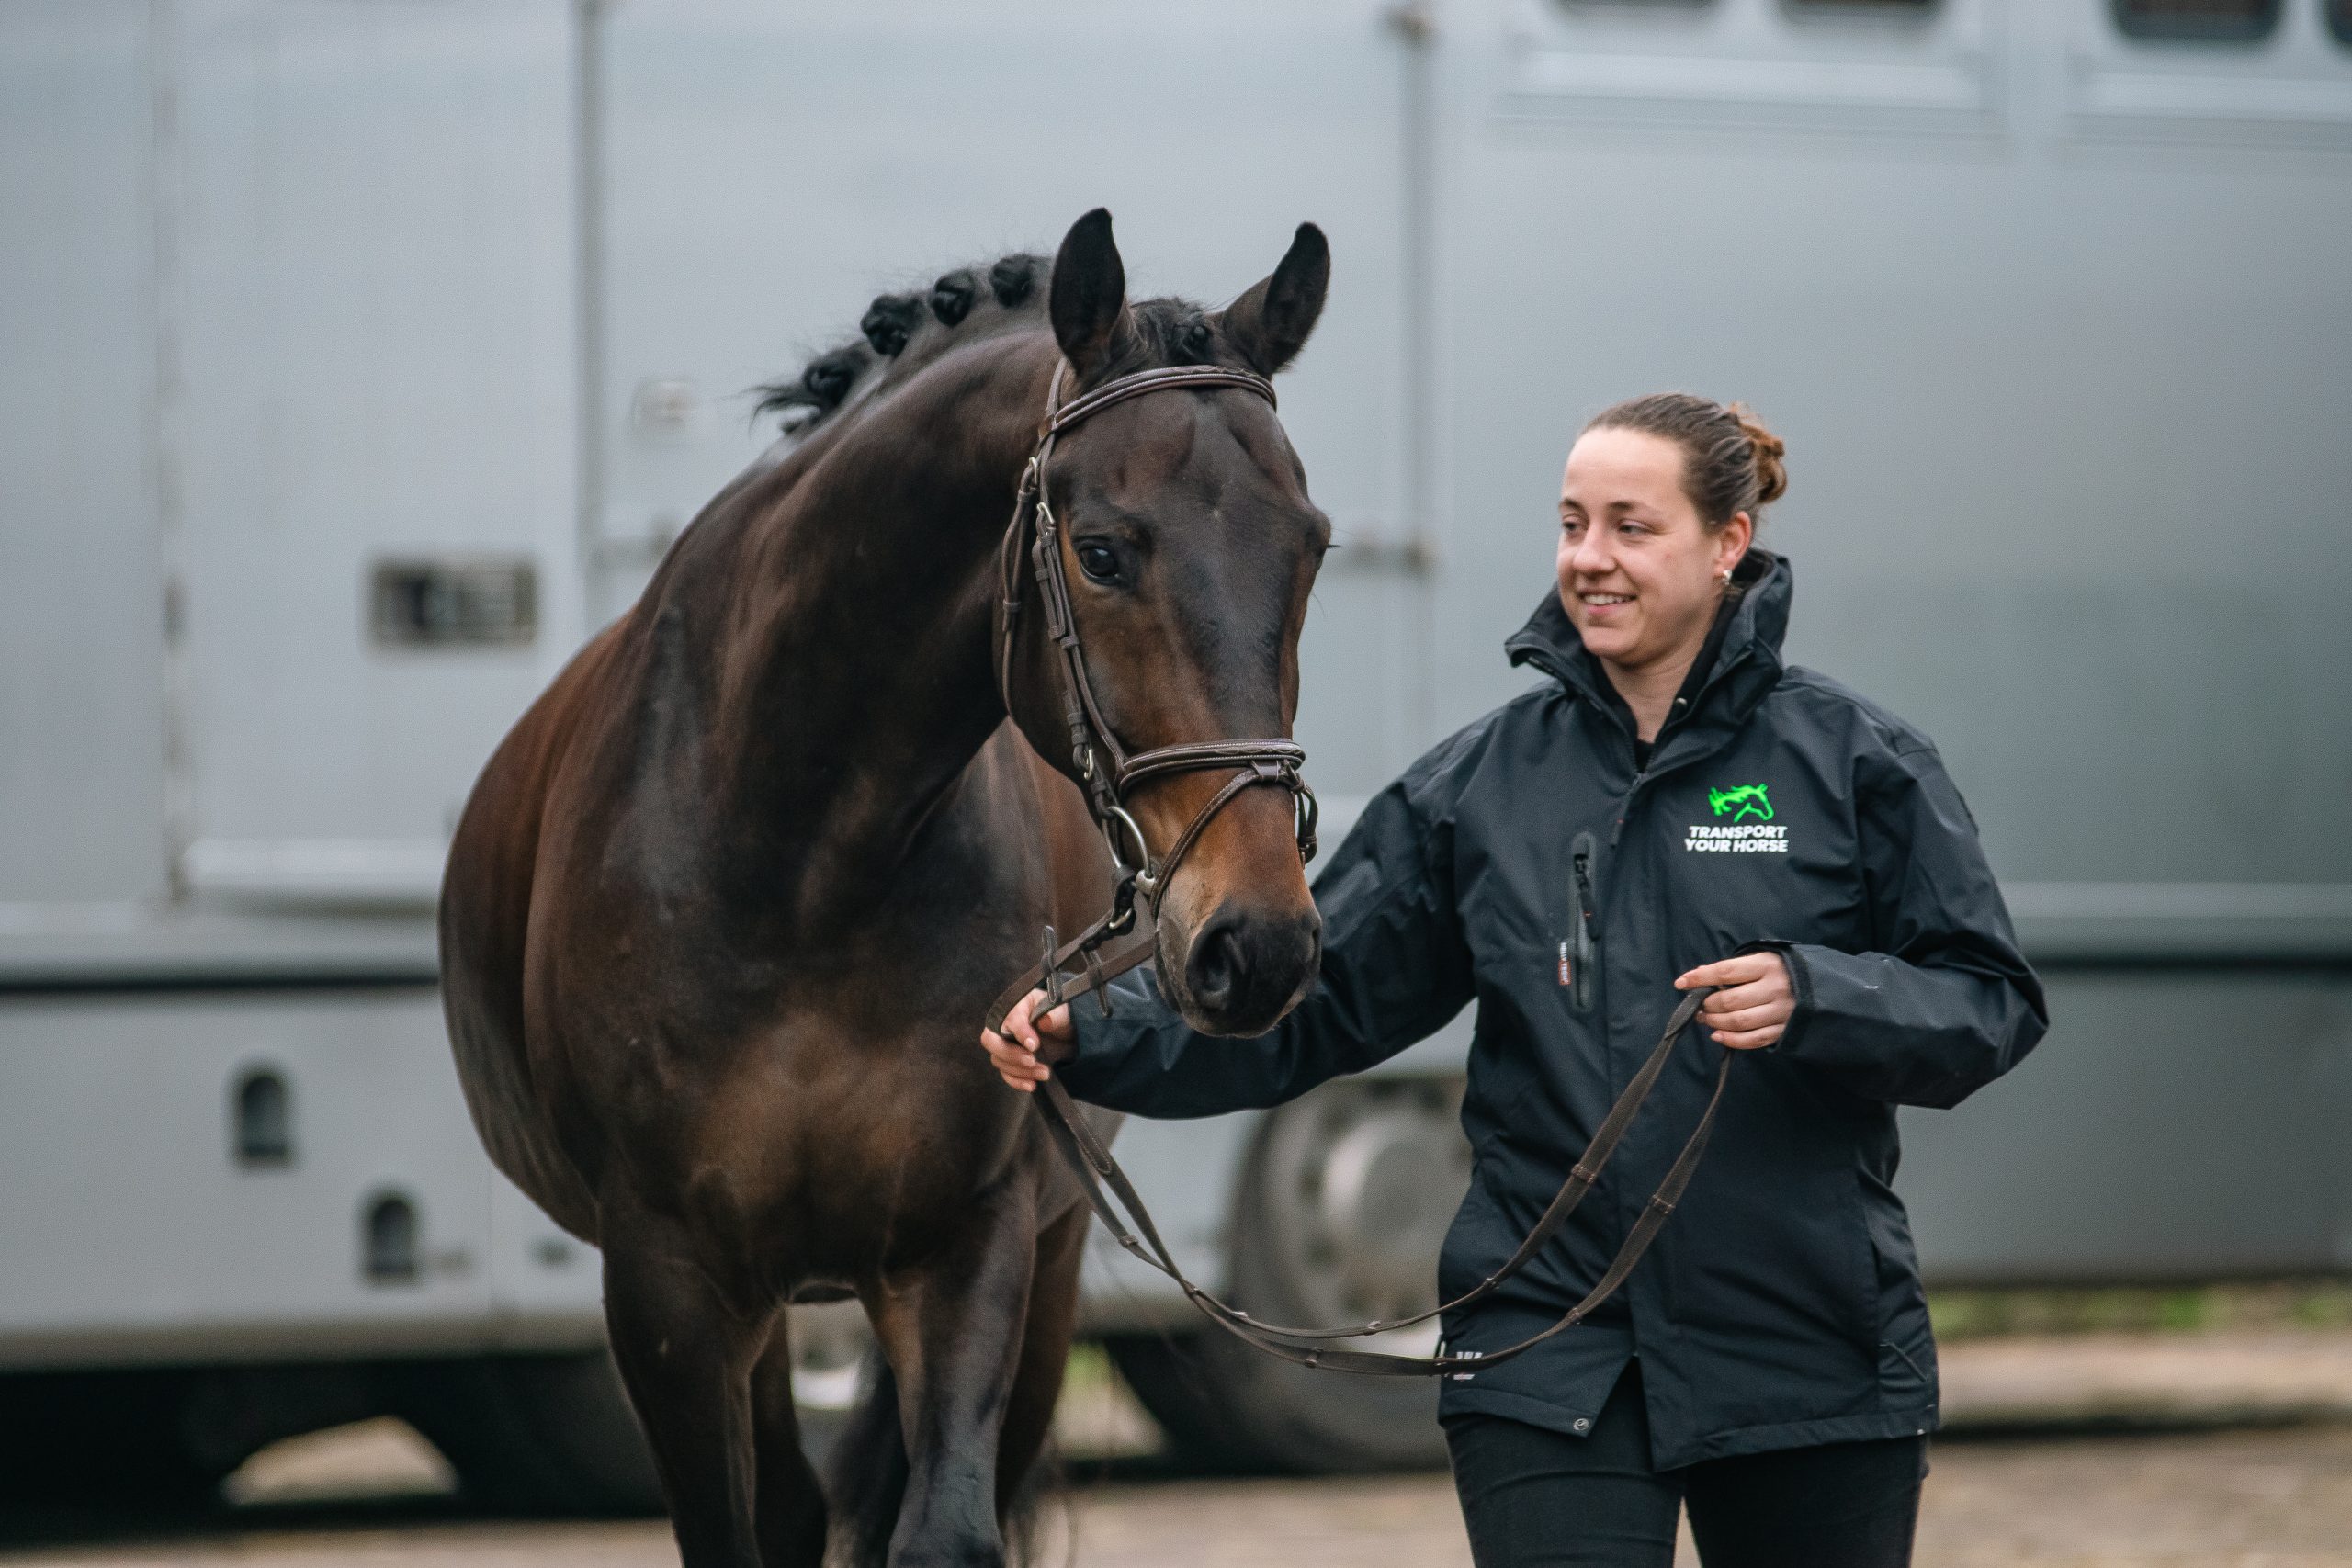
[984,358,1730,1376]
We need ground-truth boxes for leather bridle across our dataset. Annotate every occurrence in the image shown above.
[984,356,1731,1378]
[989,360,1318,1021]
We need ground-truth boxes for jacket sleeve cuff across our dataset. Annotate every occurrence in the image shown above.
[1732,938,1813,1057]
[1053,970,1165,1100]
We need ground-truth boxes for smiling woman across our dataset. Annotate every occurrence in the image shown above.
[1555,395,1786,752]
[984,383,2047,1565]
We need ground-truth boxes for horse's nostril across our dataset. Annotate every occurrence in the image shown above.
[1193,925,1248,1010]
[1183,908,1319,1033]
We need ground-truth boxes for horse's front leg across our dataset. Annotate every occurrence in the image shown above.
[601,1194,772,1568]
[865,1172,1042,1568]
[991,1196,1089,1520]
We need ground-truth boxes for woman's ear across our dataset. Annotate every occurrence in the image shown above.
[1715,513,1755,580]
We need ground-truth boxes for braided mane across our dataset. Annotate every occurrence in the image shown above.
[753,252,1222,434]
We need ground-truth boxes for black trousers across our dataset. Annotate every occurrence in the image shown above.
[1442,1359,1927,1568]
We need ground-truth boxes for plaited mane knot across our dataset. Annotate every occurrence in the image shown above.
[751,249,1223,438]
[861,294,923,356]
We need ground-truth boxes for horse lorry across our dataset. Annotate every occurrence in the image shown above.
[4,0,2349,1502]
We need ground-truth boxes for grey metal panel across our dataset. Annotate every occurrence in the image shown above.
[2060,0,2352,150]
[0,988,599,1369]
[171,0,582,908]
[0,906,437,988]
[2008,883,2352,964]
[1498,0,2007,138]
[0,3,169,905]
[1901,967,2352,1283]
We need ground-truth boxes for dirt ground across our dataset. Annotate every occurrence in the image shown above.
[5,1429,2349,1568]
[7,1331,2352,1567]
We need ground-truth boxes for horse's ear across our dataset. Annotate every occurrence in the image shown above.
[1050,209,1135,378]
[1217,223,1329,377]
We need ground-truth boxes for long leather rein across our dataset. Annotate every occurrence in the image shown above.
[984,357,1730,1376]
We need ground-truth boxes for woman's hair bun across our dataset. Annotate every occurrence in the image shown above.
[1731,404,1789,508]
[1584,392,1790,526]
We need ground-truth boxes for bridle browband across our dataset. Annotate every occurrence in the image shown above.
[989,359,1318,1022]
[983,356,1732,1380]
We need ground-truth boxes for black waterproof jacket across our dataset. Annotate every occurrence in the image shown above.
[1057,552,2047,1468]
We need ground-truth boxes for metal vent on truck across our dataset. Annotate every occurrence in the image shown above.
[369,557,537,647]
[231,1067,293,1168]
[362,1191,422,1284]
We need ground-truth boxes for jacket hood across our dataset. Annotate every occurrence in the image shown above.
[1504,548,1793,735]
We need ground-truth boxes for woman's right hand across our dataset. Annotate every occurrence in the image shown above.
[979,988,1075,1093]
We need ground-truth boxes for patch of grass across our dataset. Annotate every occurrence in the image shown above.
[1928,1279,2352,1340]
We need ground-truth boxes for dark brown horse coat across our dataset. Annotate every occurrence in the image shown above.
[439,210,1331,1568]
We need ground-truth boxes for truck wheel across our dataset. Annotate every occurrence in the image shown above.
[1106,1074,1470,1473]
[390,1351,664,1515]
[0,1370,229,1507]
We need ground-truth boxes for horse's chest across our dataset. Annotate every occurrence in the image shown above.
[636,1010,1033,1274]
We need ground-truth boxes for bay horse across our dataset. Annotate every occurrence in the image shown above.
[438,209,1333,1567]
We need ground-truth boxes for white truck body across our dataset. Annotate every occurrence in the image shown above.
[5,0,2350,1477]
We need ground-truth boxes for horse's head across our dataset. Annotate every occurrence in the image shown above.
[1004,209,1332,1038]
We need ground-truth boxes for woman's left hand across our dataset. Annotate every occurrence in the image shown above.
[1675,952,1795,1051]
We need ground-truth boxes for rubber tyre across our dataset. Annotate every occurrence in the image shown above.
[1105,1317,1445,1476]
[0,1369,229,1509]
[389,1352,664,1516]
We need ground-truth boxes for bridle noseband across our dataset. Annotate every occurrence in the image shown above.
[993,361,1318,953]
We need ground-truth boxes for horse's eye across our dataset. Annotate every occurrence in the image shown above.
[1075,541,1121,584]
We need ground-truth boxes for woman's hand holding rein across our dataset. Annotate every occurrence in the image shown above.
[1676,951,1795,1050]
[982,988,1074,1092]
[979,948,1792,1093]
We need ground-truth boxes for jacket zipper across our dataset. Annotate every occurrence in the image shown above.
[1610,712,1655,848]
[1610,774,1643,847]
[1566,830,1599,1010]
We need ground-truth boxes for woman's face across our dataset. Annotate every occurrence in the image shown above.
[1556,427,1751,675]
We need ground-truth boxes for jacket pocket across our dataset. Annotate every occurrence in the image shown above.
[1844,1174,1882,1351]
[1665,1158,1878,1353]
[1860,1179,1938,1408]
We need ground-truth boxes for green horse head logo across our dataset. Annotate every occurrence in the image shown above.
[1708,784,1773,823]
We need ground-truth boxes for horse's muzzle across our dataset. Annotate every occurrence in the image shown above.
[1177,901,1322,1038]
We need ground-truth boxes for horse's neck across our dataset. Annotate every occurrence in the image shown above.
[663,337,1053,918]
